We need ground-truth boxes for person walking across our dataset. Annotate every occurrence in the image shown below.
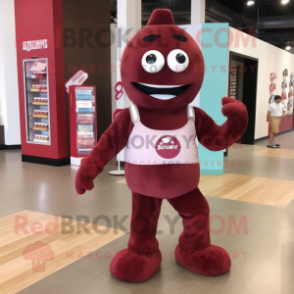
[267,95,286,148]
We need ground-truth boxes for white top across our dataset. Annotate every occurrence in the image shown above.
[268,102,286,117]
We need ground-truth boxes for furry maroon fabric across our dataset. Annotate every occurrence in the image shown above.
[175,245,231,276]
[169,189,231,276]
[75,8,248,282]
[110,193,162,282]
[147,8,175,25]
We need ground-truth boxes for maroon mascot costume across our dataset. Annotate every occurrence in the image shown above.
[75,9,248,282]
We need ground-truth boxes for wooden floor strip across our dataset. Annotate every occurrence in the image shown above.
[117,174,294,207]
[199,174,294,207]
[0,210,125,294]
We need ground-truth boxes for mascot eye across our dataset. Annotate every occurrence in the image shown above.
[146,54,156,64]
[167,49,189,72]
[142,50,165,73]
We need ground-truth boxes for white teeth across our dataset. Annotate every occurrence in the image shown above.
[139,83,183,88]
[137,83,184,100]
[150,94,176,100]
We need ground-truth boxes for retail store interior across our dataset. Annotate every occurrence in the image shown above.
[0,0,294,293]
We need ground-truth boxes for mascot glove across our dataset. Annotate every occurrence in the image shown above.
[221,97,247,119]
[221,97,248,136]
[75,155,104,195]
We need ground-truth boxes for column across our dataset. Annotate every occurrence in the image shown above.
[114,0,141,163]
[117,0,141,30]
[191,0,206,23]
[116,0,141,109]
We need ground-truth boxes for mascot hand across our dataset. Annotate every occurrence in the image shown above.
[221,97,248,133]
[221,97,247,119]
[75,155,104,195]
[221,97,247,116]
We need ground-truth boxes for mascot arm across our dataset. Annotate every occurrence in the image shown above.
[194,97,248,151]
[75,108,133,194]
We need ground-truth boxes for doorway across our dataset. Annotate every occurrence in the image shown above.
[228,52,258,145]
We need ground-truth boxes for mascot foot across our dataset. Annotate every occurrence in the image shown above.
[110,248,162,282]
[175,244,231,276]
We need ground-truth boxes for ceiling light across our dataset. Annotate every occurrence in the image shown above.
[247,1,255,5]
[286,45,291,50]
[282,0,289,4]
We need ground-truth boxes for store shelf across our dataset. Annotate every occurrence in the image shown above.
[77,122,94,125]
[32,115,48,119]
[29,90,48,93]
[32,127,49,131]
[78,149,93,152]
[32,102,48,106]
[33,139,50,144]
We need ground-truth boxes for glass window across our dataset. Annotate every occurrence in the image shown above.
[23,59,50,145]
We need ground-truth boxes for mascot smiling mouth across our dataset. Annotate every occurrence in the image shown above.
[133,82,190,100]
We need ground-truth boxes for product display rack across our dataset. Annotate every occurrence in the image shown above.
[76,87,96,155]
[229,66,239,99]
[23,58,50,145]
[69,85,97,166]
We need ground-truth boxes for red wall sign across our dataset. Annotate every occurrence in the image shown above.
[22,39,48,51]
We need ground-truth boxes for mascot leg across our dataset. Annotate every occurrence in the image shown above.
[168,187,231,276]
[110,192,162,282]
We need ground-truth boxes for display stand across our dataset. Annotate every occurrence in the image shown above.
[69,85,97,167]
[15,0,68,166]
[109,161,125,176]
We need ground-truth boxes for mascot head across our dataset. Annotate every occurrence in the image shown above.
[121,9,205,109]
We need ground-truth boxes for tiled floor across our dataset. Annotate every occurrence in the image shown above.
[0,131,294,294]
[255,147,294,159]
[255,131,294,150]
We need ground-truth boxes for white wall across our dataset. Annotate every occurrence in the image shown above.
[229,27,294,140]
[116,0,141,110]
[0,0,20,145]
[114,0,141,162]
[191,0,205,23]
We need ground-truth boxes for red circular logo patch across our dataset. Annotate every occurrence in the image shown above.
[155,136,181,159]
